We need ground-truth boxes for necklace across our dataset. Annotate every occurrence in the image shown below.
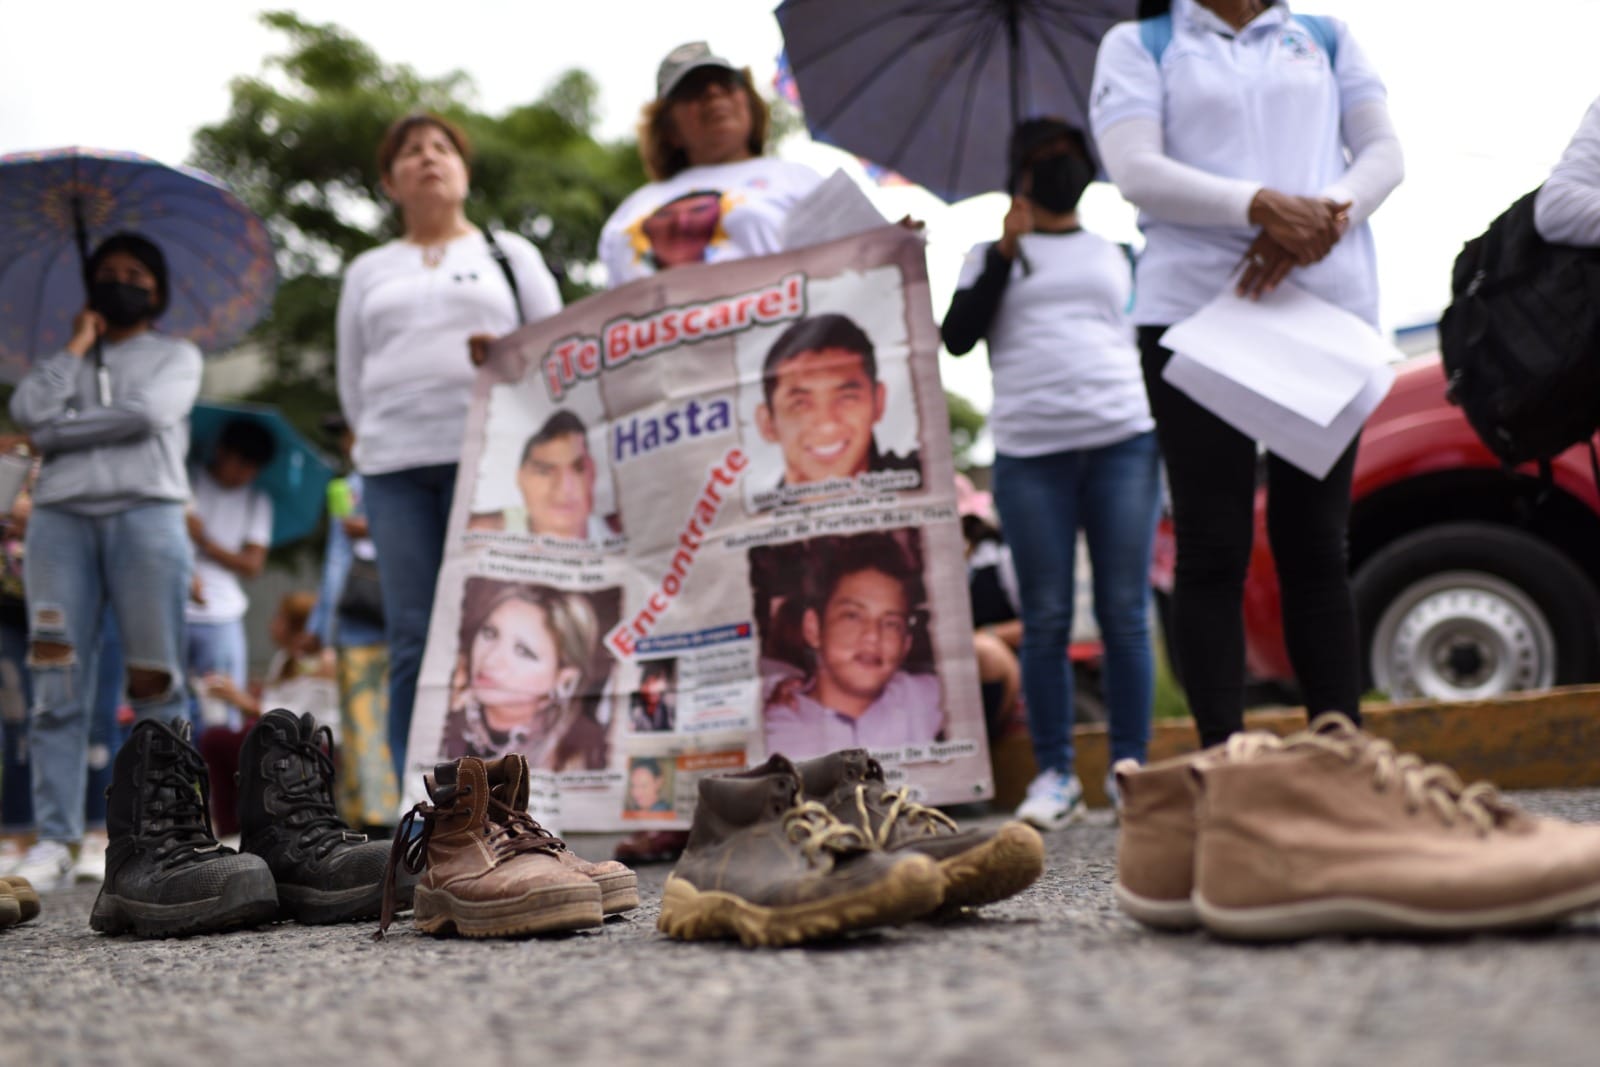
[420,244,446,268]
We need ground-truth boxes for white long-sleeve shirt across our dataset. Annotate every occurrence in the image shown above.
[1535,96,1600,247]
[336,230,561,476]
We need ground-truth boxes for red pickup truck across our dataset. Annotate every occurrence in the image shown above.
[1152,352,1600,703]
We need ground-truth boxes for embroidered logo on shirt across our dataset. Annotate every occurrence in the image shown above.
[1279,30,1324,64]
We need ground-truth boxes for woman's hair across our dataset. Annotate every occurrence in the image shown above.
[456,578,598,689]
[636,68,769,182]
[87,232,169,318]
[376,111,473,177]
[278,591,317,635]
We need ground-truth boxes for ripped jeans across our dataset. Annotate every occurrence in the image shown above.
[23,502,191,844]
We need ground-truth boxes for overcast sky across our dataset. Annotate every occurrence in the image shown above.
[4,1,1598,414]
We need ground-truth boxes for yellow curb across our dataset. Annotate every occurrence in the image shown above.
[989,685,1600,811]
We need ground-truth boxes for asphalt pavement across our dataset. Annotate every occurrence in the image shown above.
[5,791,1600,1067]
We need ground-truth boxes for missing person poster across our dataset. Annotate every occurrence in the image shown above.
[401,225,992,830]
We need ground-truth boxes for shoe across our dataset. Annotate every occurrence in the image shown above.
[74,831,108,883]
[614,830,689,864]
[1103,768,1125,818]
[657,754,944,947]
[377,755,602,939]
[90,718,279,938]
[1,876,40,923]
[794,748,1043,911]
[11,839,75,893]
[1192,713,1600,940]
[238,710,395,925]
[480,753,637,915]
[0,882,18,928]
[1111,751,1214,930]
[0,837,23,875]
[1015,768,1084,831]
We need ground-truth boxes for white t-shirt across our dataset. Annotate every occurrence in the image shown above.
[600,158,823,287]
[336,230,563,475]
[1089,0,1390,326]
[955,232,1153,456]
[187,467,273,625]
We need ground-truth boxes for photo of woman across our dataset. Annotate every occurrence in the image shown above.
[439,577,617,770]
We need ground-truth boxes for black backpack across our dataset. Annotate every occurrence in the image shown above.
[1439,189,1600,472]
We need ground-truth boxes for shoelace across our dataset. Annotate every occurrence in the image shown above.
[374,786,569,940]
[277,724,363,860]
[141,746,227,866]
[853,784,957,847]
[782,800,873,865]
[1227,716,1506,836]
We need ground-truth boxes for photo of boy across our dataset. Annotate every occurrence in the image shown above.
[629,658,677,733]
[468,409,621,542]
[623,756,676,819]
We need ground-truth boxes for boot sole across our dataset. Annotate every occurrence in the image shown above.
[413,882,603,937]
[656,853,944,947]
[591,870,640,914]
[932,821,1045,912]
[277,881,390,926]
[1113,882,1200,930]
[89,868,279,938]
[1194,878,1600,941]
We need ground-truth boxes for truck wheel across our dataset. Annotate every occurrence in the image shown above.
[1354,522,1600,701]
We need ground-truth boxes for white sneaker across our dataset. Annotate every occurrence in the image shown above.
[1015,769,1084,831]
[12,839,76,892]
[74,831,108,883]
[1104,766,1131,820]
[0,837,23,876]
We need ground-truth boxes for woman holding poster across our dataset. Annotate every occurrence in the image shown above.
[599,41,822,286]
[336,113,563,782]
[1089,1,1403,747]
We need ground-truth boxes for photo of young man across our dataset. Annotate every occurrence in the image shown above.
[468,409,620,542]
[629,658,677,733]
[752,313,921,497]
[756,531,943,760]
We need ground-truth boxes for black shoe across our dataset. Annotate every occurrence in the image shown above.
[91,718,278,938]
[238,709,399,924]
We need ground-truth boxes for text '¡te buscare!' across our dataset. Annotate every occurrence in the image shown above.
[542,273,806,401]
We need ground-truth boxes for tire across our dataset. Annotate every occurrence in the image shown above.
[1353,522,1600,702]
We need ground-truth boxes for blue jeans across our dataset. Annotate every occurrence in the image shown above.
[361,463,457,784]
[992,432,1162,776]
[24,503,191,844]
[185,617,248,731]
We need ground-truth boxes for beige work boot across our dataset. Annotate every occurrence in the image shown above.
[1192,713,1600,940]
[1,875,40,924]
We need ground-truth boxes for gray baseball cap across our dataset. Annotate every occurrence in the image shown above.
[656,41,738,101]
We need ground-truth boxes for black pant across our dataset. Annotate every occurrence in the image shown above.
[1139,326,1363,747]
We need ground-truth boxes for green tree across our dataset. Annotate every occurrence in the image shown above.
[945,388,987,469]
[189,10,646,424]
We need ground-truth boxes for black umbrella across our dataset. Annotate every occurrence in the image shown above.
[775,0,1160,203]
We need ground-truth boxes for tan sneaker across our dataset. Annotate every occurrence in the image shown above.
[376,756,602,939]
[0,881,18,928]
[1,875,40,924]
[1192,713,1600,940]
[1112,752,1207,930]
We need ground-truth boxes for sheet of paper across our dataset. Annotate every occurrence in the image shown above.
[1160,282,1401,428]
[1163,350,1396,479]
[780,168,890,250]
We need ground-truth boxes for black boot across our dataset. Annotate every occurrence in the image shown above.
[238,709,396,924]
[91,718,278,938]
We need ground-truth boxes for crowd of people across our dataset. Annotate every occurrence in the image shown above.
[3,2,1600,943]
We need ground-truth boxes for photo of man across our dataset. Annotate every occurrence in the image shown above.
[629,658,677,733]
[752,313,921,499]
[468,409,620,542]
[754,530,943,760]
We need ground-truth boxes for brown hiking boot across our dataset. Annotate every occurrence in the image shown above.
[659,754,944,946]
[1193,713,1600,940]
[376,756,602,938]
[1,876,40,924]
[481,753,638,915]
[0,882,18,928]
[794,749,1043,911]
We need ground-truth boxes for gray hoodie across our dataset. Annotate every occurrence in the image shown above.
[9,332,202,515]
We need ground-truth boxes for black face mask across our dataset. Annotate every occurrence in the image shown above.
[90,281,155,328]
[1027,154,1094,214]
